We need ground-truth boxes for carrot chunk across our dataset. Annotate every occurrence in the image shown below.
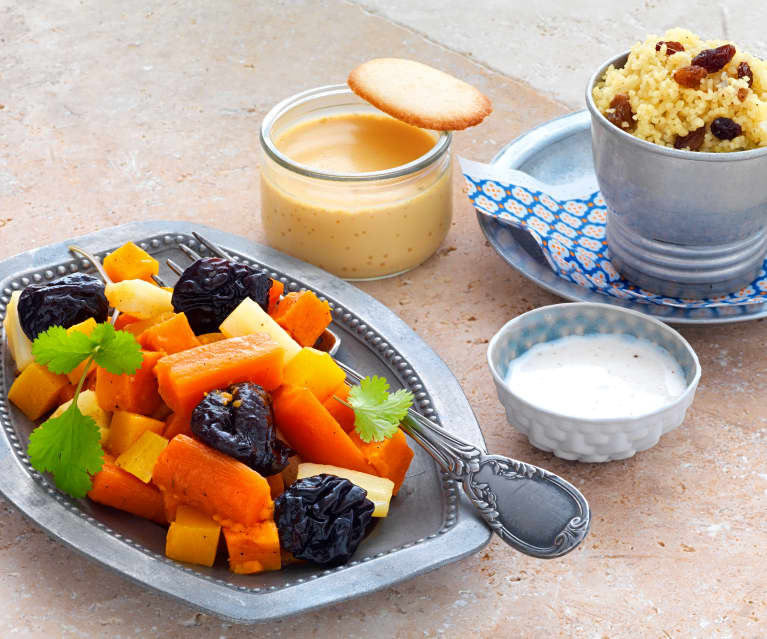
[95,350,164,415]
[139,312,201,355]
[223,522,281,574]
[88,459,167,524]
[272,385,375,474]
[349,429,414,495]
[152,434,273,528]
[154,333,284,416]
[272,291,332,347]
[322,382,355,432]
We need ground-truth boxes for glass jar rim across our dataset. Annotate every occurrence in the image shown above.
[260,84,452,182]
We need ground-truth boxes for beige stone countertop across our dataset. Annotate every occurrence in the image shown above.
[1,2,766,637]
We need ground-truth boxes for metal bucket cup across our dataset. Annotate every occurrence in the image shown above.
[586,52,767,298]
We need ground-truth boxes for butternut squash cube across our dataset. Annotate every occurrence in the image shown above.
[138,312,200,355]
[65,317,98,384]
[223,521,281,574]
[103,241,160,283]
[106,410,166,456]
[96,350,164,415]
[282,347,346,403]
[8,362,69,420]
[115,430,169,483]
[165,505,221,567]
[272,290,332,347]
[349,429,414,496]
[219,297,301,362]
[296,462,395,517]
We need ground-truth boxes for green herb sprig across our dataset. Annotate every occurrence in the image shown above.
[27,323,143,498]
[342,375,414,443]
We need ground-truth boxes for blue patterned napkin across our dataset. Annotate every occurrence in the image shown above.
[460,158,767,309]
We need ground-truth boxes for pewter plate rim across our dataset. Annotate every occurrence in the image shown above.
[0,221,491,623]
[479,109,767,325]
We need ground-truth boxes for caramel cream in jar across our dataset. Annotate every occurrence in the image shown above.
[259,85,453,280]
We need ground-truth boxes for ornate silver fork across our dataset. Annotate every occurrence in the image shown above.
[70,235,590,558]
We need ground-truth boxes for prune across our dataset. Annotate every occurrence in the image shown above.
[674,65,707,89]
[191,382,293,475]
[655,41,684,55]
[711,117,742,140]
[674,126,706,151]
[18,273,108,340]
[275,474,374,566]
[605,94,634,130]
[692,44,736,72]
[737,61,754,87]
[171,257,273,334]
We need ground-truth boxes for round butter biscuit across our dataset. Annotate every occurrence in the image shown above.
[348,58,492,131]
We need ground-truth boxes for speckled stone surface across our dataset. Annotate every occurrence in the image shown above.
[1,2,766,638]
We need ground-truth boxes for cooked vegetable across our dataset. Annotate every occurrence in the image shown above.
[52,389,111,445]
[323,382,355,432]
[152,434,274,527]
[107,410,165,456]
[118,312,175,337]
[154,333,284,416]
[223,521,281,574]
[88,457,166,524]
[282,347,346,403]
[272,290,332,347]
[115,431,169,483]
[196,332,226,345]
[274,474,374,566]
[26,322,143,498]
[296,462,394,517]
[105,280,174,320]
[171,257,273,334]
[265,473,284,499]
[163,411,191,439]
[3,291,34,371]
[349,429,413,495]
[96,350,164,415]
[18,273,108,340]
[8,362,69,421]
[347,376,413,443]
[267,279,284,314]
[272,385,375,474]
[165,505,222,567]
[138,312,201,354]
[102,241,159,283]
[190,382,293,476]
[219,297,301,362]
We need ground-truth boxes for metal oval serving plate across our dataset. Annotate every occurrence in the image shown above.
[479,110,767,325]
[0,221,490,622]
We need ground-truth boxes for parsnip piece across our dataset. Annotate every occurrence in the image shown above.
[219,297,301,362]
[3,291,34,371]
[105,280,174,320]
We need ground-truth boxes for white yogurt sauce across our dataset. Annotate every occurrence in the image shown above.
[504,334,686,419]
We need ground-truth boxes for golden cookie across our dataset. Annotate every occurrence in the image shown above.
[348,58,492,131]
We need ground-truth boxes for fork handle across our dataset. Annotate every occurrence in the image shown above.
[401,413,590,559]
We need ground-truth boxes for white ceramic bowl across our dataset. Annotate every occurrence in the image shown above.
[487,303,701,462]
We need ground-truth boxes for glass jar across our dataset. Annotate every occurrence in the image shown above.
[259,85,453,281]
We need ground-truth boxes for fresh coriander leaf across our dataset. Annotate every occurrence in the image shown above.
[90,322,143,375]
[348,375,414,443]
[31,326,94,375]
[27,403,104,498]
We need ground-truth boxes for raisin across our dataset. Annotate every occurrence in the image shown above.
[674,65,707,89]
[275,475,374,566]
[605,93,634,130]
[691,44,736,73]
[191,382,294,475]
[738,87,749,102]
[18,273,108,340]
[710,117,742,140]
[171,257,272,334]
[655,41,684,55]
[737,61,754,87]
[674,126,706,151]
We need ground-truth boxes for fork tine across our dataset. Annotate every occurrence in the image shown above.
[179,244,202,262]
[166,258,184,276]
[152,273,169,287]
[193,231,231,260]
